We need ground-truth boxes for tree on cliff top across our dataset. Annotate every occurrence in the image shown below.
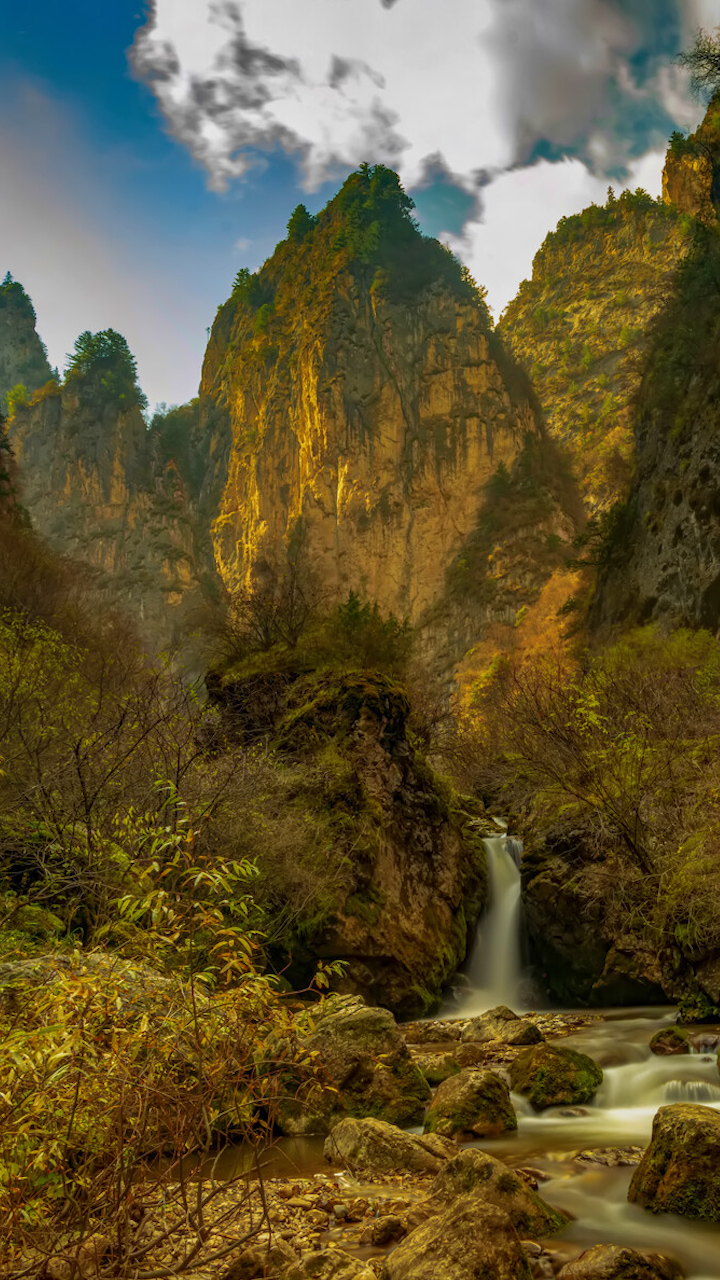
[64,328,148,410]
[678,28,720,99]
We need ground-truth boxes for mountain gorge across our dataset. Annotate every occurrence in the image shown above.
[7,74,720,1280]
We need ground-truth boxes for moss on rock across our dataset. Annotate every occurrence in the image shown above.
[423,1068,517,1139]
[629,1103,720,1220]
[509,1042,603,1110]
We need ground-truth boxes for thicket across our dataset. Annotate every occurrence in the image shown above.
[64,329,148,412]
[0,517,348,1272]
[452,627,720,1008]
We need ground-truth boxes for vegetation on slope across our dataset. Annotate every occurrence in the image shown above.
[501,188,692,512]
[205,163,490,416]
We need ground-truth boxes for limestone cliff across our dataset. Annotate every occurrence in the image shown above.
[8,384,216,652]
[0,276,53,410]
[593,99,720,634]
[200,167,575,681]
[663,93,720,225]
[501,190,691,514]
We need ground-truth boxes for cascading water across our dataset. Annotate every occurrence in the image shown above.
[452,832,524,1015]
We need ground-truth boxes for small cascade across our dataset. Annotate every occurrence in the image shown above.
[456,833,524,1015]
[664,1079,720,1104]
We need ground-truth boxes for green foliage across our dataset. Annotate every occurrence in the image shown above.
[64,329,148,410]
[149,398,202,489]
[5,384,29,416]
[287,203,316,242]
[332,591,412,672]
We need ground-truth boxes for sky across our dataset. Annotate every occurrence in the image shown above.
[1,0,718,410]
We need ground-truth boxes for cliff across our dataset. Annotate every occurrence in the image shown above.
[200,166,576,682]
[593,98,720,634]
[8,382,217,653]
[501,190,692,514]
[662,92,720,224]
[0,276,53,410]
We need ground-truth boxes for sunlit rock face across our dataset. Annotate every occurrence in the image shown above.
[200,168,574,679]
[8,386,214,652]
[501,191,691,516]
[662,92,720,226]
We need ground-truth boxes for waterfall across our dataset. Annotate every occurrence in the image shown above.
[455,833,524,1015]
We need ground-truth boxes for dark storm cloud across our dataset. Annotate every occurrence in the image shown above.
[485,0,702,178]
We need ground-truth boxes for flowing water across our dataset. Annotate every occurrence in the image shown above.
[444,836,720,1277]
[486,1011,720,1280]
[447,833,525,1015]
[219,833,720,1276]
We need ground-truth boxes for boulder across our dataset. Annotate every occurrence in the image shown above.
[649,1028,691,1056]
[324,1116,457,1174]
[509,1043,603,1110]
[423,1069,517,1139]
[379,1196,531,1280]
[285,1251,375,1280]
[461,1006,543,1046]
[628,1103,720,1219]
[271,996,431,1134]
[431,1149,569,1236]
[412,1052,461,1085]
[222,1240,297,1279]
[47,1236,112,1280]
[558,1245,684,1279]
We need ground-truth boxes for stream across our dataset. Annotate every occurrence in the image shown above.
[226,834,720,1276]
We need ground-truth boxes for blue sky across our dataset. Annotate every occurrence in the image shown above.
[0,0,713,408]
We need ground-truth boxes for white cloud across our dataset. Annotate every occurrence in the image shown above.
[0,81,207,408]
[131,0,704,197]
[446,149,667,321]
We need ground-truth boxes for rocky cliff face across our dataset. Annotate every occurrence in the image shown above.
[209,664,489,1018]
[8,384,216,652]
[501,190,691,514]
[593,99,720,635]
[0,277,53,409]
[662,93,720,225]
[200,168,575,681]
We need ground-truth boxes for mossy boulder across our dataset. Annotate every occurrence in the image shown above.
[461,1005,543,1046]
[423,1068,517,1139]
[211,668,489,1019]
[324,1116,457,1175]
[557,1245,684,1280]
[431,1148,570,1236]
[379,1197,531,1280]
[509,1042,603,1110]
[271,995,431,1135]
[649,1027,691,1056]
[286,1249,375,1280]
[628,1103,720,1219]
[412,1051,461,1085]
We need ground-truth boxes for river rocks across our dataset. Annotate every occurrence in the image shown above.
[272,996,431,1134]
[323,1117,457,1174]
[461,1006,543,1046]
[431,1149,570,1236]
[628,1103,720,1219]
[411,1052,461,1085]
[285,1250,375,1280]
[509,1043,603,1110]
[222,1240,297,1280]
[379,1197,532,1280]
[649,1028,691,1056]
[557,1246,684,1280]
[46,1236,112,1280]
[423,1068,517,1139]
